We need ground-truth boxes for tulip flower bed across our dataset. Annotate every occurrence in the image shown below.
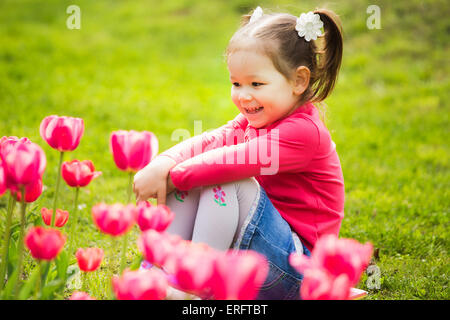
[0,115,374,300]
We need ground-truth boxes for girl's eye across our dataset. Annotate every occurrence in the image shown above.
[252,82,263,87]
[232,82,240,87]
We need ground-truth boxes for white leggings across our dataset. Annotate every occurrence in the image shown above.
[165,178,260,251]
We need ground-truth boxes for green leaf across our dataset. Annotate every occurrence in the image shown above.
[129,254,143,271]
[40,279,64,300]
[55,250,69,281]
[18,266,40,300]
[1,269,19,300]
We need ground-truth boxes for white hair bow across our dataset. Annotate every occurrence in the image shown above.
[295,12,324,41]
[249,6,263,23]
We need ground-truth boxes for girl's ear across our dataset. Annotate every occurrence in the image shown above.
[292,66,310,96]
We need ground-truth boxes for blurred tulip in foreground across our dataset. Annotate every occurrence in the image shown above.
[25,226,66,261]
[3,140,46,188]
[136,201,174,232]
[168,242,218,297]
[76,247,104,272]
[300,268,351,300]
[112,268,168,300]
[289,234,373,286]
[70,291,96,300]
[211,250,269,300]
[11,178,43,203]
[92,203,136,237]
[289,234,373,300]
[137,230,183,268]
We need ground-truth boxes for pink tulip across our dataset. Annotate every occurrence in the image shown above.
[112,269,168,300]
[289,234,373,287]
[137,230,183,268]
[41,207,69,227]
[76,247,104,272]
[136,201,174,232]
[0,158,6,197]
[110,130,158,172]
[0,136,31,158]
[70,291,96,300]
[92,203,136,237]
[300,268,351,300]
[25,226,66,261]
[3,140,46,188]
[169,242,218,297]
[40,115,84,152]
[11,178,43,203]
[61,159,102,188]
[211,250,269,300]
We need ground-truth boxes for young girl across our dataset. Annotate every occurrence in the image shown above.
[133,6,344,300]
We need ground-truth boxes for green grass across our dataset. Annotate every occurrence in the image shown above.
[0,0,448,299]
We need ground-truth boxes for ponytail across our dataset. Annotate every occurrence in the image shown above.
[309,9,343,102]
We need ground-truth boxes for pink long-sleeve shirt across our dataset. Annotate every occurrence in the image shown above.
[160,102,345,251]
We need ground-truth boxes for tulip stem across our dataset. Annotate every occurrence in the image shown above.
[14,187,27,298]
[82,271,88,292]
[51,151,64,227]
[0,192,16,291]
[35,261,42,300]
[119,234,128,274]
[108,237,118,300]
[68,187,80,253]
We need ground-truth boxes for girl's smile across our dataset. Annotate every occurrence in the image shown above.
[227,49,301,128]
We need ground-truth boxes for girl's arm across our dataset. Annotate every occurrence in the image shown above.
[169,117,321,191]
[133,113,247,204]
[158,113,248,165]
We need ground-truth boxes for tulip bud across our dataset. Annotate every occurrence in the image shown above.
[110,130,158,172]
[61,159,102,188]
[40,115,84,152]
[41,207,69,227]
[76,247,104,272]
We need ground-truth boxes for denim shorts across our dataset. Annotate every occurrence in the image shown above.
[233,185,311,300]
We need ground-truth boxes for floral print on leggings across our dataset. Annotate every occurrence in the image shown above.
[174,190,188,202]
[213,185,226,206]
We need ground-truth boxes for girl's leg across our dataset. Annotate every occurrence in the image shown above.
[191,178,260,251]
[165,188,201,240]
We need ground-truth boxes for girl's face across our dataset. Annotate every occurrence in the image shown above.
[228,50,301,128]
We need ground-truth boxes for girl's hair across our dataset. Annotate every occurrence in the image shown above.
[225,8,343,104]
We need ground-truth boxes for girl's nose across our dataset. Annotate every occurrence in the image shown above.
[239,91,252,102]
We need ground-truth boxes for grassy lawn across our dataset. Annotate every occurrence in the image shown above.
[0,0,448,299]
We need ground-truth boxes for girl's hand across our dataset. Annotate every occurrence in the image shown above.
[133,156,177,205]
